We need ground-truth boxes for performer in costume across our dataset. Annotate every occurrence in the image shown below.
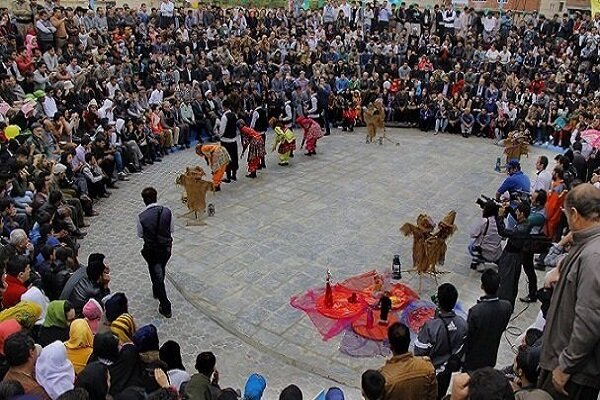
[195,143,231,192]
[341,93,357,132]
[296,116,324,156]
[237,119,266,178]
[270,118,296,166]
[400,214,436,273]
[363,98,385,143]
[424,210,458,273]
[250,104,269,169]
[503,129,530,164]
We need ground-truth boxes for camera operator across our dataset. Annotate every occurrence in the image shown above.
[496,160,531,203]
[520,190,548,303]
[496,201,531,311]
[469,199,503,270]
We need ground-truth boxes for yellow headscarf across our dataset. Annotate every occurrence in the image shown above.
[0,301,42,329]
[110,313,136,344]
[64,319,94,374]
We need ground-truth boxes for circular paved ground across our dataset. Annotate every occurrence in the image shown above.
[83,127,549,397]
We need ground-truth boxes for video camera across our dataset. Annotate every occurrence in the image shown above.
[475,194,501,210]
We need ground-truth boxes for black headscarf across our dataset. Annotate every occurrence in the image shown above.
[104,293,128,323]
[279,385,303,400]
[75,362,109,400]
[159,340,185,371]
[91,332,120,363]
[107,344,145,396]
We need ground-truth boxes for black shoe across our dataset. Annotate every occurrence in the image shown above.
[159,307,172,318]
[231,175,237,181]
[324,132,331,136]
[214,185,221,192]
[155,158,162,162]
[222,178,231,183]
[470,262,479,270]
[246,172,257,178]
[519,295,537,303]
[304,152,313,156]
[289,152,294,158]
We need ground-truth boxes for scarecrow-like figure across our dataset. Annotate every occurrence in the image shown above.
[503,130,529,164]
[400,214,436,273]
[363,99,385,143]
[424,211,458,273]
[175,166,213,223]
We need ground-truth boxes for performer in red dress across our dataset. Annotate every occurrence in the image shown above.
[237,120,266,179]
[296,116,324,156]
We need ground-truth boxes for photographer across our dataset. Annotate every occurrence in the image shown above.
[496,201,531,311]
[520,190,548,303]
[469,199,503,270]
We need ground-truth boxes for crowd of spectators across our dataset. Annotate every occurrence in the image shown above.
[0,0,600,399]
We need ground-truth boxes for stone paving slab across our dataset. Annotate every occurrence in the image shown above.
[81,127,555,397]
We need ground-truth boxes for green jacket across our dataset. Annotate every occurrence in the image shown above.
[184,373,220,400]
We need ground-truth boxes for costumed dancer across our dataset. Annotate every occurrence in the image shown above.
[296,116,323,156]
[503,130,530,164]
[424,210,458,273]
[400,214,436,273]
[363,98,385,143]
[237,119,266,178]
[250,104,269,169]
[341,93,357,132]
[270,118,296,166]
[195,143,231,192]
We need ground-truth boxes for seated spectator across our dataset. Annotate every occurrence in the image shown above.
[64,319,94,374]
[35,340,76,400]
[378,322,437,400]
[512,346,551,400]
[2,331,50,399]
[361,370,385,400]
[60,253,110,315]
[37,300,75,348]
[2,256,31,309]
[0,320,22,380]
[185,351,221,400]
[159,340,190,392]
[243,373,266,400]
[444,367,514,400]
[82,299,103,335]
[279,384,303,400]
[75,362,110,400]
[110,313,136,345]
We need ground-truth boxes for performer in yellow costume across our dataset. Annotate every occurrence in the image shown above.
[195,143,231,191]
[269,118,296,166]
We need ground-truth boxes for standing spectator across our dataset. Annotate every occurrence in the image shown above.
[414,283,467,399]
[159,0,175,28]
[378,322,437,400]
[464,269,512,371]
[531,156,552,192]
[137,187,173,318]
[35,11,57,53]
[218,99,239,182]
[539,184,600,400]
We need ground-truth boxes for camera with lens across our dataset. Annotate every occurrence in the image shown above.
[476,195,501,216]
[510,189,531,205]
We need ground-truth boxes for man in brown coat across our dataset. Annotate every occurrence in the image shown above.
[379,322,437,400]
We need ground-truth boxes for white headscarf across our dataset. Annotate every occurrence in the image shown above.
[21,287,49,325]
[35,341,75,400]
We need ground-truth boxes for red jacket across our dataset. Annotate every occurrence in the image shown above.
[2,275,27,309]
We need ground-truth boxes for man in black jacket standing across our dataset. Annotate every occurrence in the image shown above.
[137,187,173,318]
[218,99,239,182]
[464,269,512,371]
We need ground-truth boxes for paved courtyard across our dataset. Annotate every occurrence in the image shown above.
[83,127,552,398]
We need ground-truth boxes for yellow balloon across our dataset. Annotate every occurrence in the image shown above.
[4,125,20,139]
